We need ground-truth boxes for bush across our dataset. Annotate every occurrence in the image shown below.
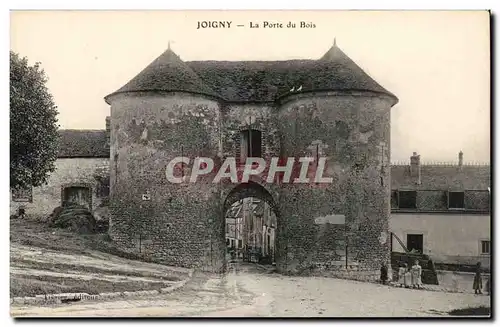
[47,204,96,234]
[449,306,490,316]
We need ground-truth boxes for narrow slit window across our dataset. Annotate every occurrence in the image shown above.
[481,240,491,255]
[240,129,262,162]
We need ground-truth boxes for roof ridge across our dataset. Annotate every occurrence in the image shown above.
[187,59,315,63]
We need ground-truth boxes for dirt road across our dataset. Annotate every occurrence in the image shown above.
[11,263,490,317]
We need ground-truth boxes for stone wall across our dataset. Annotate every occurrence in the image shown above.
[222,104,279,161]
[276,91,393,277]
[107,89,396,279]
[10,158,109,218]
[109,91,226,272]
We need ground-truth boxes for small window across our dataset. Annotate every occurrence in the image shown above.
[226,238,230,246]
[481,240,491,255]
[240,129,262,163]
[398,191,417,209]
[238,240,242,248]
[226,223,229,233]
[448,191,465,209]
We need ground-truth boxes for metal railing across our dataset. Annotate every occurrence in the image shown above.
[391,161,490,167]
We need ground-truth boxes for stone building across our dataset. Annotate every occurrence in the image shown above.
[104,42,398,279]
[225,199,244,250]
[225,197,277,262]
[10,124,110,219]
[390,151,491,268]
[10,119,490,276]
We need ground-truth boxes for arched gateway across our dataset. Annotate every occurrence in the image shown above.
[104,43,398,279]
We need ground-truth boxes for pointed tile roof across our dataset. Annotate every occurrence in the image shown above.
[313,43,397,99]
[105,48,218,103]
[105,43,398,104]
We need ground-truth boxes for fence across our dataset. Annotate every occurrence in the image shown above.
[391,161,490,167]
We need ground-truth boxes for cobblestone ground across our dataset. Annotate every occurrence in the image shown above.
[11,263,490,318]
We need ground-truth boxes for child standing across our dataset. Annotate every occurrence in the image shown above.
[398,263,411,287]
[397,263,406,287]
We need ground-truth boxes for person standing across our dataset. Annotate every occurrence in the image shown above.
[404,263,412,288]
[474,262,483,294]
[380,263,388,285]
[398,263,411,287]
[397,263,406,287]
[411,260,423,289]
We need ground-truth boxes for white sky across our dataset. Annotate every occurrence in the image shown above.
[10,10,490,163]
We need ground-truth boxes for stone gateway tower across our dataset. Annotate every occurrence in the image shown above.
[104,42,398,280]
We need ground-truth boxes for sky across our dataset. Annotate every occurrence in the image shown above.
[10,10,490,163]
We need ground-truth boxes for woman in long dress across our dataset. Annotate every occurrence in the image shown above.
[398,263,411,287]
[411,260,423,289]
[473,262,483,294]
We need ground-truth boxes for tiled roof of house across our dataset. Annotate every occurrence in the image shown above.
[58,129,109,158]
[391,164,490,191]
[105,44,398,104]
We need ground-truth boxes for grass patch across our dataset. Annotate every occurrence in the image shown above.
[11,258,182,282]
[10,219,143,261]
[10,219,190,298]
[449,306,491,316]
[10,274,170,298]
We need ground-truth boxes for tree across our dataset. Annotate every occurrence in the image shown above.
[10,51,59,189]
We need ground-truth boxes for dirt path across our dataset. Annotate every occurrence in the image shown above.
[11,273,247,317]
[10,267,177,285]
[10,243,192,298]
[11,263,491,317]
[11,244,191,276]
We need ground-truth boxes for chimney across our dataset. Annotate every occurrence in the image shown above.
[410,152,421,184]
[105,116,111,149]
[458,150,463,167]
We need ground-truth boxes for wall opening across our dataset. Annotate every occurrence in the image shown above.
[62,186,92,209]
[223,182,280,267]
[448,191,465,209]
[398,191,417,209]
[407,234,423,253]
[240,129,262,162]
[225,197,277,265]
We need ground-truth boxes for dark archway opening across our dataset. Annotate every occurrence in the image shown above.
[222,182,280,267]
